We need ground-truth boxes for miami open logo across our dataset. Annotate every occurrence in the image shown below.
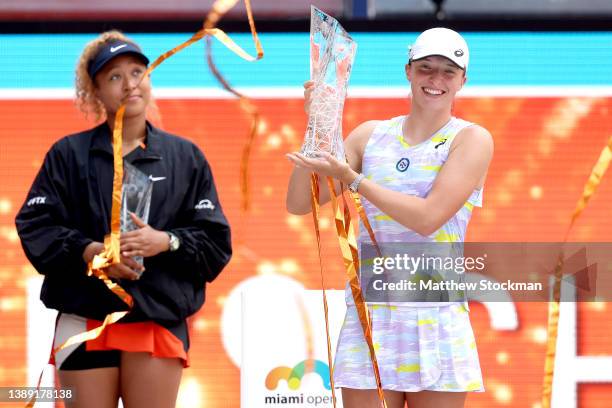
[265,359,330,390]
[263,360,334,405]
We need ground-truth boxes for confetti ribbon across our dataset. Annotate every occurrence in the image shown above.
[203,0,263,211]
[541,134,612,408]
[310,174,337,406]
[325,176,387,408]
[205,36,261,212]
[307,170,386,407]
[51,107,132,356]
[349,189,382,258]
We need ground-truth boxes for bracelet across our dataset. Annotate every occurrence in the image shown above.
[347,173,365,193]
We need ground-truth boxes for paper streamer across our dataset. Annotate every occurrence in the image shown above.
[541,134,612,408]
[326,177,387,408]
[310,174,337,407]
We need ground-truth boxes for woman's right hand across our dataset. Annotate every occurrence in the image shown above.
[82,241,104,264]
[82,241,143,280]
[303,80,315,115]
[105,256,143,281]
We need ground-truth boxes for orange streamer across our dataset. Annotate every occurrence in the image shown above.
[349,189,381,258]
[52,105,131,354]
[542,134,612,408]
[203,0,263,212]
[326,177,387,408]
[205,36,261,212]
[310,174,337,407]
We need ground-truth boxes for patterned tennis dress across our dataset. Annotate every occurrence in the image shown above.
[333,115,485,392]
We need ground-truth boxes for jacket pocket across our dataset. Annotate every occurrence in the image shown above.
[123,266,205,325]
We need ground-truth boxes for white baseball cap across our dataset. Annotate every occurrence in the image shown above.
[409,27,469,70]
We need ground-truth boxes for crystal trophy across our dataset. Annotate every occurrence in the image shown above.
[121,161,153,271]
[301,5,357,161]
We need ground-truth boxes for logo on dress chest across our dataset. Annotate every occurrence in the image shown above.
[396,157,410,172]
[434,138,448,149]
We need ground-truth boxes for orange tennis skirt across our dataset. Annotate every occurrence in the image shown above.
[52,313,189,369]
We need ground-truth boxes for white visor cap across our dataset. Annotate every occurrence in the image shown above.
[409,27,469,70]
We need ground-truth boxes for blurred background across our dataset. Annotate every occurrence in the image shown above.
[0,1,611,407]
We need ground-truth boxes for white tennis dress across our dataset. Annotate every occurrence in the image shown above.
[333,116,485,392]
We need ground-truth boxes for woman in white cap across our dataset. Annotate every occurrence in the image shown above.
[286,28,492,408]
[16,31,232,407]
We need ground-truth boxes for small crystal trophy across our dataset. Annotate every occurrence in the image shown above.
[121,161,153,271]
[301,5,357,161]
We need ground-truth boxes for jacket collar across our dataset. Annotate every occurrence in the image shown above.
[90,121,162,160]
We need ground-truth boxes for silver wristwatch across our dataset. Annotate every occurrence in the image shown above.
[347,173,365,193]
[167,232,180,252]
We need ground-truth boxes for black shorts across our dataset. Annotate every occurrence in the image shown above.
[54,313,120,371]
[58,343,120,371]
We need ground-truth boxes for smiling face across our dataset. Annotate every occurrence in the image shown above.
[406,55,466,111]
[93,54,151,120]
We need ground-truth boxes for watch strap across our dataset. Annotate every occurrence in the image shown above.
[348,173,365,193]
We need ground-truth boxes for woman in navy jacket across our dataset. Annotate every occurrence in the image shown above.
[15,30,231,408]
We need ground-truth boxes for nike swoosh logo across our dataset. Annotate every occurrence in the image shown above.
[149,175,166,182]
[110,44,127,53]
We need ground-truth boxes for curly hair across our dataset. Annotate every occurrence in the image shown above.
[75,30,161,124]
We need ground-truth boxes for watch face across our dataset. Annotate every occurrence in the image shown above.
[169,234,179,251]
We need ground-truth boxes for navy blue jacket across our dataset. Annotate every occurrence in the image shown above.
[15,122,232,325]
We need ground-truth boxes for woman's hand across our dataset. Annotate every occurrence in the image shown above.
[286,152,357,184]
[120,212,170,258]
[105,255,144,280]
[304,79,338,116]
[82,241,105,264]
[82,240,143,280]
[303,80,315,115]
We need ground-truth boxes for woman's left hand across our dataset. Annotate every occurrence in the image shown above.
[120,212,170,258]
[286,152,355,184]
